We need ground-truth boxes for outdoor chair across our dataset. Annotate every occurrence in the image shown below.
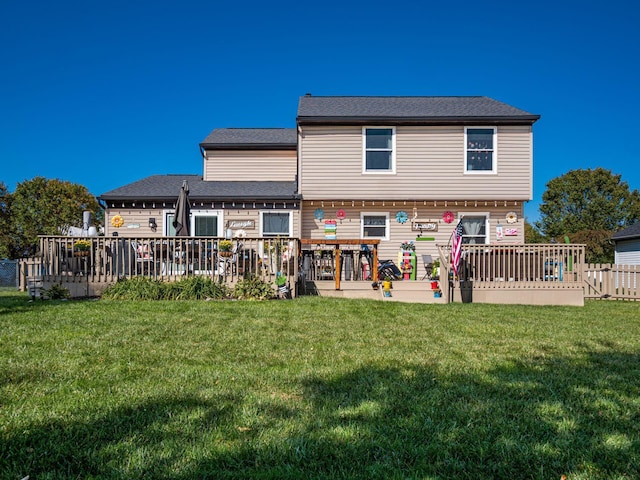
[131,241,156,275]
[421,254,433,280]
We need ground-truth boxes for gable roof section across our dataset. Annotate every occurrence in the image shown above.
[100,174,300,203]
[612,222,640,241]
[200,128,297,150]
[297,96,540,126]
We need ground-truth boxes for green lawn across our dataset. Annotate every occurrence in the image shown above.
[1,291,639,479]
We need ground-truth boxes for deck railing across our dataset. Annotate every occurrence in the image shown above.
[34,236,299,288]
[27,238,598,302]
[438,243,586,289]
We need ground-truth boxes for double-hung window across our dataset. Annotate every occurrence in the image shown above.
[465,127,496,173]
[361,213,389,240]
[261,211,292,236]
[460,215,488,244]
[363,127,395,173]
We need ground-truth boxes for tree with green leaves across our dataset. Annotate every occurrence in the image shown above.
[535,168,640,263]
[4,177,101,258]
[0,182,13,258]
[524,219,546,243]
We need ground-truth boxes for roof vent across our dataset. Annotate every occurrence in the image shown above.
[304,92,312,96]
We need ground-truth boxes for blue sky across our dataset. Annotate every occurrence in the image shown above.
[1,0,638,223]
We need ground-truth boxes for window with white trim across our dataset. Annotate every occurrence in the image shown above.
[260,211,292,236]
[361,213,389,240]
[460,215,489,244]
[465,127,496,173]
[363,127,395,172]
[163,210,223,236]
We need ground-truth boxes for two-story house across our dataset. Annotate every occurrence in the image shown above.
[99,95,539,261]
[296,95,539,259]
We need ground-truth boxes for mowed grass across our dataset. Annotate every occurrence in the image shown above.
[1,290,639,479]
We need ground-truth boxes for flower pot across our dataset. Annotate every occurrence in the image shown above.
[434,291,442,298]
[219,251,233,257]
[430,281,439,290]
[74,251,90,257]
[382,280,392,291]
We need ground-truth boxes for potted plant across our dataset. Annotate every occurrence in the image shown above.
[73,239,91,256]
[218,240,233,257]
[275,273,290,298]
[431,259,440,280]
[381,276,393,297]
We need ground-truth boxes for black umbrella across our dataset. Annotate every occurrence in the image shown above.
[173,180,191,236]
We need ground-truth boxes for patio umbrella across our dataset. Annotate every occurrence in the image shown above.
[173,180,191,236]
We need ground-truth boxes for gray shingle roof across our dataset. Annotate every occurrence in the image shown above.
[612,222,640,241]
[297,96,540,125]
[200,128,297,148]
[100,175,299,201]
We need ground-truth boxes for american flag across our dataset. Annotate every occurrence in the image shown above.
[451,221,464,276]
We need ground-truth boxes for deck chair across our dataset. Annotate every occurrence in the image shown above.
[131,241,156,275]
[421,254,434,280]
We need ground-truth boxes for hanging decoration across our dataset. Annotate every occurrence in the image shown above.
[506,211,518,224]
[111,215,124,228]
[442,211,454,224]
[395,210,408,224]
[314,208,324,220]
[336,209,347,220]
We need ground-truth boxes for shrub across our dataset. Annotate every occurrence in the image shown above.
[234,274,276,300]
[102,277,165,300]
[40,283,70,300]
[102,276,231,301]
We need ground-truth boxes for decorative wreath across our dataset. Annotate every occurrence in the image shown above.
[336,209,346,220]
[442,211,454,224]
[234,229,247,238]
[395,210,408,224]
[111,214,124,228]
[314,208,324,220]
[506,211,518,224]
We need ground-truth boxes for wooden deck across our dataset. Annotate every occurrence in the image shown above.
[22,237,589,305]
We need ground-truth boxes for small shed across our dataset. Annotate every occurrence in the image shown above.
[612,222,640,265]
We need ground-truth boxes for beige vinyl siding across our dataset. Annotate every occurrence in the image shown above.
[106,208,300,238]
[299,125,532,201]
[300,202,524,260]
[204,150,296,181]
[105,209,166,237]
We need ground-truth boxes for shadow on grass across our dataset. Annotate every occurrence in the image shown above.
[2,350,639,479]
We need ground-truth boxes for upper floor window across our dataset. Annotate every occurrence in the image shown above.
[260,211,292,236]
[361,213,389,240]
[465,127,496,173]
[363,127,395,173]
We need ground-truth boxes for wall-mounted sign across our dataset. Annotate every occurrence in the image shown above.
[324,220,337,240]
[412,221,438,232]
[126,224,140,229]
[227,220,255,229]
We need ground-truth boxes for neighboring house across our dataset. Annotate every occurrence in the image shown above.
[612,222,640,265]
[99,95,539,259]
